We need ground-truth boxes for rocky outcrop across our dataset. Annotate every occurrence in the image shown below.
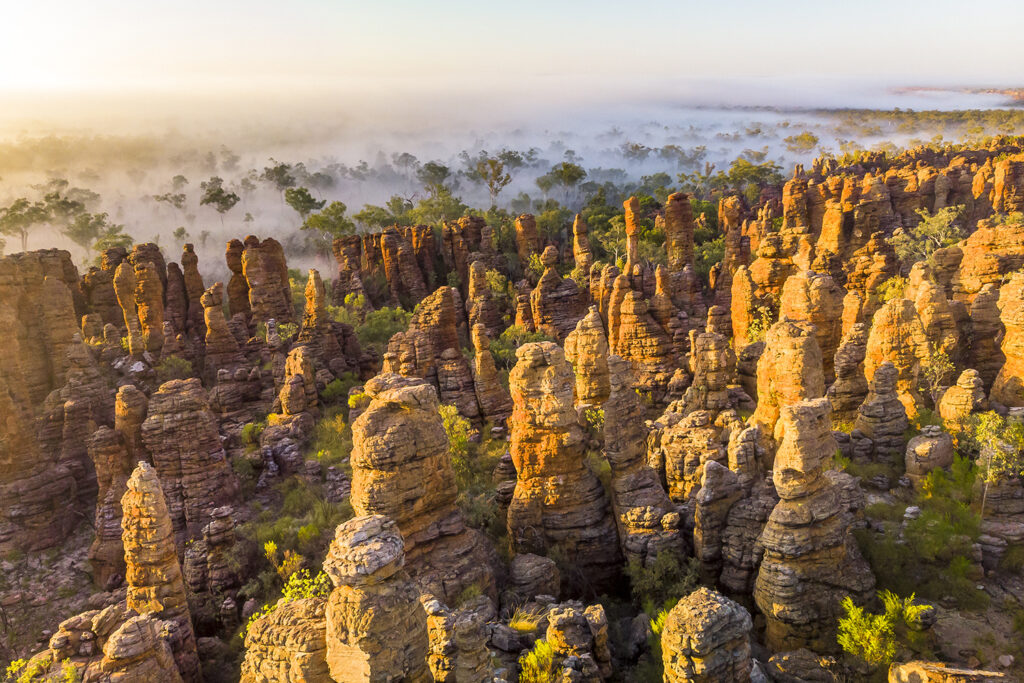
[650,410,727,505]
[470,323,512,426]
[530,246,584,341]
[683,328,735,415]
[905,425,955,488]
[201,282,246,383]
[603,355,684,566]
[954,217,1024,300]
[241,235,294,325]
[693,460,742,583]
[122,461,201,681]
[611,291,679,400]
[507,342,621,592]
[661,587,753,682]
[88,426,132,589]
[226,238,251,318]
[572,214,594,274]
[466,260,503,340]
[330,235,368,306]
[240,598,330,683]
[968,285,1005,392]
[754,398,875,652]
[854,362,910,465]
[991,272,1024,407]
[864,298,929,415]
[321,514,431,682]
[751,320,825,441]
[382,286,481,422]
[515,214,541,266]
[296,269,363,381]
[779,271,844,382]
[350,374,496,605]
[664,192,696,275]
[564,306,611,406]
[140,378,240,544]
[827,323,870,425]
[889,661,1008,682]
[501,553,561,608]
[938,369,988,431]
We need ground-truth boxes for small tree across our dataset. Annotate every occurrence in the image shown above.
[303,201,355,243]
[920,344,954,406]
[888,206,965,266]
[966,411,1024,519]
[199,176,240,225]
[475,157,512,207]
[417,161,452,198]
[0,197,48,251]
[284,187,325,219]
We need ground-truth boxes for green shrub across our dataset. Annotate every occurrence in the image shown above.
[321,372,358,404]
[155,355,193,382]
[440,404,472,488]
[837,590,934,671]
[509,604,547,633]
[309,408,352,468]
[354,306,412,354]
[242,569,332,637]
[519,639,558,683]
[625,549,699,616]
[490,325,554,373]
[877,276,907,303]
[241,419,267,450]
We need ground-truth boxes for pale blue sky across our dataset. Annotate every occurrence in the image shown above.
[0,0,1021,93]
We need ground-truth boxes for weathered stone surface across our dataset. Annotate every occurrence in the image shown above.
[751,320,825,442]
[225,238,251,318]
[905,425,955,487]
[779,271,844,382]
[564,306,611,406]
[865,298,929,415]
[296,269,363,381]
[323,515,430,682]
[604,355,684,566]
[507,342,621,592]
[611,291,678,400]
[531,246,584,342]
[140,378,240,544]
[888,661,1008,682]
[992,272,1024,407]
[97,613,187,682]
[661,587,753,683]
[651,410,727,505]
[515,214,541,266]
[938,369,988,431]
[968,284,1005,392]
[350,374,496,605]
[754,398,875,652]
[0,253,82,552]
[122,462,201,681]
[683,329,735,415]
[664,192,696,273]
[242,235,294,325]
[466,260,503,340]
[572,213,594,274]
[88,426,132,589]
[501,553,560,608]
[954,217,1024,300]
[828,323,870,428]
[201,281,246,383]
[470,323,512,426]
[330,235,367,306]
[545,603,613,681]
[240,597,329,683]
[693,460,742,583]
[854,362,910,465]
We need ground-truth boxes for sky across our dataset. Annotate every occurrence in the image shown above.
[1,0,1022,96]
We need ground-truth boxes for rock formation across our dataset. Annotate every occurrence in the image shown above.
[827,323,870,425]
[88,426,132,589]
[864,298,929,415]
[751,320,825,441]
[563,306,611,406]
[240,598,330,683]
[515,214,540,266]
[241,236,294,325]
[991,272,1024,407]
[603,355,684,566]
[938,369,988,431]
[905,425,955,488]
[507,342,621,592]
[140,378,240,543]
[470,323,512,426]
[661,587,753,682]
[779,271,844,381]
[350,374,496,605]
[322,515,431,682]
[854,362,910,465]
[572,214,594,273]
[754,398,875,652]
[682,328,735,415]
[530,245,584,341]
[121,461,201,681]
